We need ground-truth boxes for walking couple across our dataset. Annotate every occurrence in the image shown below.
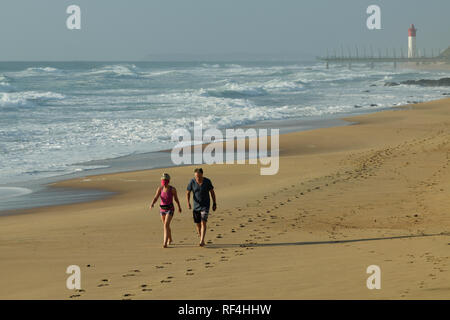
[150,168,217,248]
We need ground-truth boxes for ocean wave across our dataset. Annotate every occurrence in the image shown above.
[219,65,297,77]
[0,74,13,92]
[83,64,139,78]
[201,63,221,68]
[27,67,60,73]
[203,82,268,98]
[262,79,304,92]
[0,91,65,108]
[9,67,63,78]
[139,70,178,78]
[203,79,304,98]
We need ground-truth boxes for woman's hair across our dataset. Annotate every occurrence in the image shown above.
[161,172,170,180]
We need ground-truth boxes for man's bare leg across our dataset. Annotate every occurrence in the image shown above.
[199,221,207,246]
[195,223,201,238]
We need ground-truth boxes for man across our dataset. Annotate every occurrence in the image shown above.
[186,168,217,247]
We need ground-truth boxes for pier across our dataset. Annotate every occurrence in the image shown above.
[317,47,448,69]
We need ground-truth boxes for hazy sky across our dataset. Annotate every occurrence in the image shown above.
[0,0,449,61]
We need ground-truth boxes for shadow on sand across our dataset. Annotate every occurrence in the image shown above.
[202,232,450,249]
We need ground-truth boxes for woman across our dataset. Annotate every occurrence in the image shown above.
[150,173,182,248]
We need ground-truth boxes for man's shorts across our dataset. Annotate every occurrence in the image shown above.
[193,210,209,223]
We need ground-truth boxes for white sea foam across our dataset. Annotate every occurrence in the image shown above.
[0,91,65,108]
[0,187,33,200]
[0,74,13,92]
[83,64,138,77]
[9,67,63,78]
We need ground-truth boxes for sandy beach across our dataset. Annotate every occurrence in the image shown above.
[401,61,450,71]
[1,98,450,300]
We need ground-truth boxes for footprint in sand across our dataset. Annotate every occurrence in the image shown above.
[160,279,171,283]
[98,279,110,287]
[123,293,135,297]
[69,294,81,298]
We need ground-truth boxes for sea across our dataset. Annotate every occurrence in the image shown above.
[1,61,450,212]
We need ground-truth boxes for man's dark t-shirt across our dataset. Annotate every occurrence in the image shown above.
[187,177,214,211]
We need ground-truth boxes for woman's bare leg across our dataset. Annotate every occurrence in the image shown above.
[164,213,173,247]
[167,215,173,244]
[160,214,168,248]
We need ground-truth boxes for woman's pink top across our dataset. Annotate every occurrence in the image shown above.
[160,186,174,206]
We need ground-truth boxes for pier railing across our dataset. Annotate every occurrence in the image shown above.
[317,47,449,68]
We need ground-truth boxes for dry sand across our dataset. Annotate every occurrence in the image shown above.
[400,61,450,71]
[1,98,450,299]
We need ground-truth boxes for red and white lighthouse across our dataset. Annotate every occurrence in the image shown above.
[408,24,417,58]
